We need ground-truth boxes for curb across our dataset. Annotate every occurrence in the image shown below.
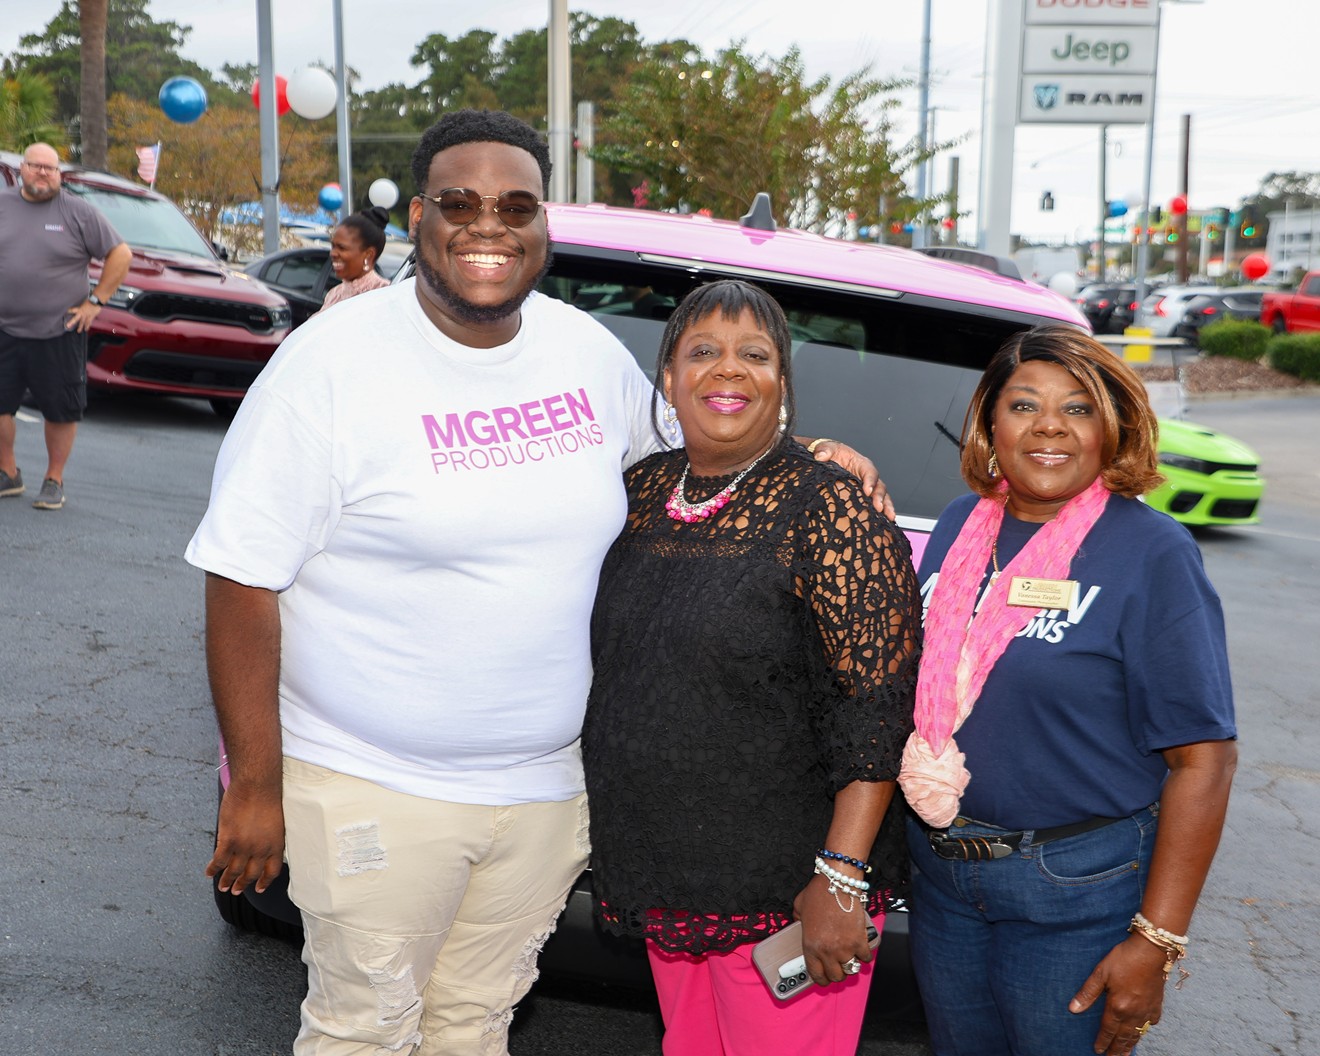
[1186,386,1320,402]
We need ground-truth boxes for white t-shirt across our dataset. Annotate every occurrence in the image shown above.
[186,280,659,804]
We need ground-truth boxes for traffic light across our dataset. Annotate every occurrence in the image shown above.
[1239,206,1258,239]
[1165,226,1180,244]
[1150,205,1163,226]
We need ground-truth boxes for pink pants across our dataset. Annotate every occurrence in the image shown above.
[646,914,882,1056]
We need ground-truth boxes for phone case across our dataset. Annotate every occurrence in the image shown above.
[751,921,880,1001]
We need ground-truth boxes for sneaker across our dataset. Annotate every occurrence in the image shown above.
[0,467,22,497]
[32,477,64,510]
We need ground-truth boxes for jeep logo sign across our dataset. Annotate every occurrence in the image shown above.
[1023,26,1158,75]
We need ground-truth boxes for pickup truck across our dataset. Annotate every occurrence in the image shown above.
[1260,271,1320,333]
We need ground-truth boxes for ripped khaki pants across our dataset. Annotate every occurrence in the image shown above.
[282,756,589,1056]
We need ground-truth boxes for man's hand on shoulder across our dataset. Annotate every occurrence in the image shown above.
[804,438,895,520]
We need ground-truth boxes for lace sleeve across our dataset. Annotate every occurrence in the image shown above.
[794,475,921,792]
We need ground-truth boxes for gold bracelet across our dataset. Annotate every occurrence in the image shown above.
[1128,916,1191,990]
[806,437,836,454]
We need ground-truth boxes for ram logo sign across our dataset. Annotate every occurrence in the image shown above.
[1019,75,1153,124]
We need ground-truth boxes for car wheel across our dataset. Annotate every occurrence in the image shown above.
[1273,317,1287,335]
[210,398,243,419]
[212,871,303,941]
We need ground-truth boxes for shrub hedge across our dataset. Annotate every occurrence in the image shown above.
[1199,320,1270,361]
[1266,333,1320,382]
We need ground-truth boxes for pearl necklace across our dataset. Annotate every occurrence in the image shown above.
[665,445,776,523]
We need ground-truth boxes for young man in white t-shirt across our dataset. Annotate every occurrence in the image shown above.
[188,109,887,1056]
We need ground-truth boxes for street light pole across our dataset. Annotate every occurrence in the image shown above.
[913,0,932,249]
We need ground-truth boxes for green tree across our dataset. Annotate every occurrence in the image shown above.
[594,43,911,233]
[0,69,65,150]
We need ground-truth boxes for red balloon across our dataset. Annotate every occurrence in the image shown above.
[251,76,291,116]
[1169,194,1188,216]
[1241,253,1270,281]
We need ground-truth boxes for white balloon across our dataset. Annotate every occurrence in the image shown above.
[1047,271,1078,297]
[368,178,400,209]
[287,66,338,120]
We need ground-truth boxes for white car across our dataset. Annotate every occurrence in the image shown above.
[1133,284,1214,338]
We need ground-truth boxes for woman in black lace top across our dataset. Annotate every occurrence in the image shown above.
[584,280,921,1055]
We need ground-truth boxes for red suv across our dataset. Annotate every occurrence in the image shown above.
[1,153,292,417]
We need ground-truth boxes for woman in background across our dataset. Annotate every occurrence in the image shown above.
[319,205,389,312]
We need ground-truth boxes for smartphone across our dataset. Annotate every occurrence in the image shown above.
[751,920,881,1001]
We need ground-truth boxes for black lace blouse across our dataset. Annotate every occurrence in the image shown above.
[583,440,921,954]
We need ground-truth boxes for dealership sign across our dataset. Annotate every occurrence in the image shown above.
[1019,0,1158,124]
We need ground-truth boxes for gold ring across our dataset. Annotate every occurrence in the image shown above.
[1135,1021,1152,1037]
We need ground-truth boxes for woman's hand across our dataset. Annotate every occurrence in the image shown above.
[792,873,874,986]
[1069,934,1171,1055]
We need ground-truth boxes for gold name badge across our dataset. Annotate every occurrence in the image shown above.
[1006,576,1080,610]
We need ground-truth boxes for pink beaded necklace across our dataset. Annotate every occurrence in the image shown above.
[665,444,776,523]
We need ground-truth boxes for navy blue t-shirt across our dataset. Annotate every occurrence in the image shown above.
[917,493,1236,830]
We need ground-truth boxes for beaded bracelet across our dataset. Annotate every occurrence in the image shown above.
[813,857,870,892]
[818,848,872,875]
[1128,913,1191,990]
[814,856,869,913]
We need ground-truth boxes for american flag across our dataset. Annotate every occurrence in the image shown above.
[136,143,160,185]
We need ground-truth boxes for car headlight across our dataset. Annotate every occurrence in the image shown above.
[270,305,293,329]
[1158,452,1214,475]
[105,284,143,309]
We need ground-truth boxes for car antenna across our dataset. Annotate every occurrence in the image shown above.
[739,192,777,232]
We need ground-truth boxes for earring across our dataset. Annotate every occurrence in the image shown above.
[988,451,999,478]
[663,402,680,445]
[778,404,788,433]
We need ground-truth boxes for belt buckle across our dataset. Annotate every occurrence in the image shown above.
[929,832,1017,861]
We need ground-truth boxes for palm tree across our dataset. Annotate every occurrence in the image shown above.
[0,70,65,151]
[79,0,109,169]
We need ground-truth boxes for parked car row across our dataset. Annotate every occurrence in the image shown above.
[1076,282,1139,334]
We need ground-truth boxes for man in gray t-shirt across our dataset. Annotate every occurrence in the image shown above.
[0,142,130,510]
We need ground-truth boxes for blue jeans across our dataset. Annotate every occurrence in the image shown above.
[905,805,1159,1056]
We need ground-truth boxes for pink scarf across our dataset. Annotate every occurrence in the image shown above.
[899,477,1111,827]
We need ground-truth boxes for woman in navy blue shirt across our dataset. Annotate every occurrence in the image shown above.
[900,325,1236,1056]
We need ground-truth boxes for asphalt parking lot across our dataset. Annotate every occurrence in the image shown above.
[0,388,1317,1055]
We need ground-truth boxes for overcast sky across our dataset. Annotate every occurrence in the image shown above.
[5,0,1317,244]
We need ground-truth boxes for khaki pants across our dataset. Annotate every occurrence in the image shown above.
[282,757,589,1055]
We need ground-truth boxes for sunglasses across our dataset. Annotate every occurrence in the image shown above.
[417,188,543,229]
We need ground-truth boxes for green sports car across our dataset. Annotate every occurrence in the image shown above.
[1148,417,1264,526]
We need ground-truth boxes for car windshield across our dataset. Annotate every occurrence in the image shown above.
[64,183,216,259]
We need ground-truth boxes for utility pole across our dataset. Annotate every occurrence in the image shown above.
[913,0,933,249]
[1177,113,1191,283]
[256,0,280,255]
[547,0,571,203]
[1097,125,1108,283]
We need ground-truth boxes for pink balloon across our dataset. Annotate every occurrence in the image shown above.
[1241,253,1270,281]
[251,76,291,116]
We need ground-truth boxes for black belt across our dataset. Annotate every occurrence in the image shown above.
[927,814,1122,861]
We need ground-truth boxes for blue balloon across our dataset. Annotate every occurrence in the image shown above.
[318,184,344,212]
[1107,200,1129,218]
[159,77,208,124]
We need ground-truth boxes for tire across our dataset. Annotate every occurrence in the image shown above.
[212,872,303,941]
[1273,317,1287,335]
[210,397,243,419]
